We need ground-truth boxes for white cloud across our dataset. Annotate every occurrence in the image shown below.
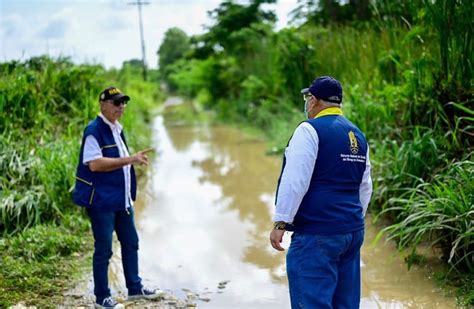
[0,0,299,69]
[38,18,69,39]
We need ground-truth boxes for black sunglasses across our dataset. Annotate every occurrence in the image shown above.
[108,100,128,107]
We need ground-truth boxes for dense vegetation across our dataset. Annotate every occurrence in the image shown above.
[157,0,473,304]
[0,56,161,306]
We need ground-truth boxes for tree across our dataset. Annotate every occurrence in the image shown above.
[157,27,191,81]
[290,0,371,25]
[192,0,276,56]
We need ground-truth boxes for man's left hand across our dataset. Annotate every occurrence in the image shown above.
[269,229,286,251]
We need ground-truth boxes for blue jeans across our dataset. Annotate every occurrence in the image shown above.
[87,207,143,302]
[286,230,364,309]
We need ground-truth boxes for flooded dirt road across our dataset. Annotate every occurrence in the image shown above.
[68,102,457,308]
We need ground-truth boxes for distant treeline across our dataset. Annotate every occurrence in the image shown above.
[157,0,473,296]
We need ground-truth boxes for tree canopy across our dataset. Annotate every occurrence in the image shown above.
[157,27,191,80]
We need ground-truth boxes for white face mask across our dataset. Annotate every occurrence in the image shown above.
[303,95,311,119]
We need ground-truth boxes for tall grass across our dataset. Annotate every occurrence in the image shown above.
[0,57,103,235]
[378,157,473,272]
[0,56,102,132]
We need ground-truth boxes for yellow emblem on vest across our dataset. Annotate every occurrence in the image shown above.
[349,131,359,154]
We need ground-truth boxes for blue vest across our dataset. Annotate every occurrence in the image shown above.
[72,116,137,211]
[277,113,368,235]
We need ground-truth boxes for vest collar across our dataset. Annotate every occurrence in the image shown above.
[314,107,343,119]
[99,113,123,133]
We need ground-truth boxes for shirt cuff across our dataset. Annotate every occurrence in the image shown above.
[272,213,293,223]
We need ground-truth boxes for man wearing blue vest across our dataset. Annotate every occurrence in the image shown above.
[73,86,162,308]
[269,76,372,308]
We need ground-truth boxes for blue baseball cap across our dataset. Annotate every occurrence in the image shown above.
[301,76,343,104]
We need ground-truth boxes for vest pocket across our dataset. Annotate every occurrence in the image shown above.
[89,188,95,205]
[72,176,95,207]
[101,145,119,158]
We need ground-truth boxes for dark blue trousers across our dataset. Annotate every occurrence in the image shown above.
[286,229,364,309]
[87,207,143,302]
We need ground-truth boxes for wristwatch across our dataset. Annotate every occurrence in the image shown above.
[273,221,287,230]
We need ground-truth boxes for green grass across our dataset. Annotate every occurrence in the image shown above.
[0,213,92,307]
[0,133,79,234]
[377,157,474,271]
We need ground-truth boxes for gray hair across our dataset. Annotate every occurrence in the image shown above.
[319,99,342,107]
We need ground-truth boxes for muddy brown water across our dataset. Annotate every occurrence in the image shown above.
[67,102,457,308]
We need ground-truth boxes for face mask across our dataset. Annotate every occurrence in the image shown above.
[304,97,310,119]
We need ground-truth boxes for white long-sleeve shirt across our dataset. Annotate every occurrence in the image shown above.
[273,122,372,223]
[83,113,133,209]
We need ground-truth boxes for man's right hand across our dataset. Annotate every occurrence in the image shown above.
[89,148,154,172]
[270,229,286,251]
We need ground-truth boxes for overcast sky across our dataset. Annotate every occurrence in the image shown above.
[0,0,299,69]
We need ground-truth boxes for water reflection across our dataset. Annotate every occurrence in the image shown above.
[360,221,455,308]
[100,113,455,308]
[135,117,289,308]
